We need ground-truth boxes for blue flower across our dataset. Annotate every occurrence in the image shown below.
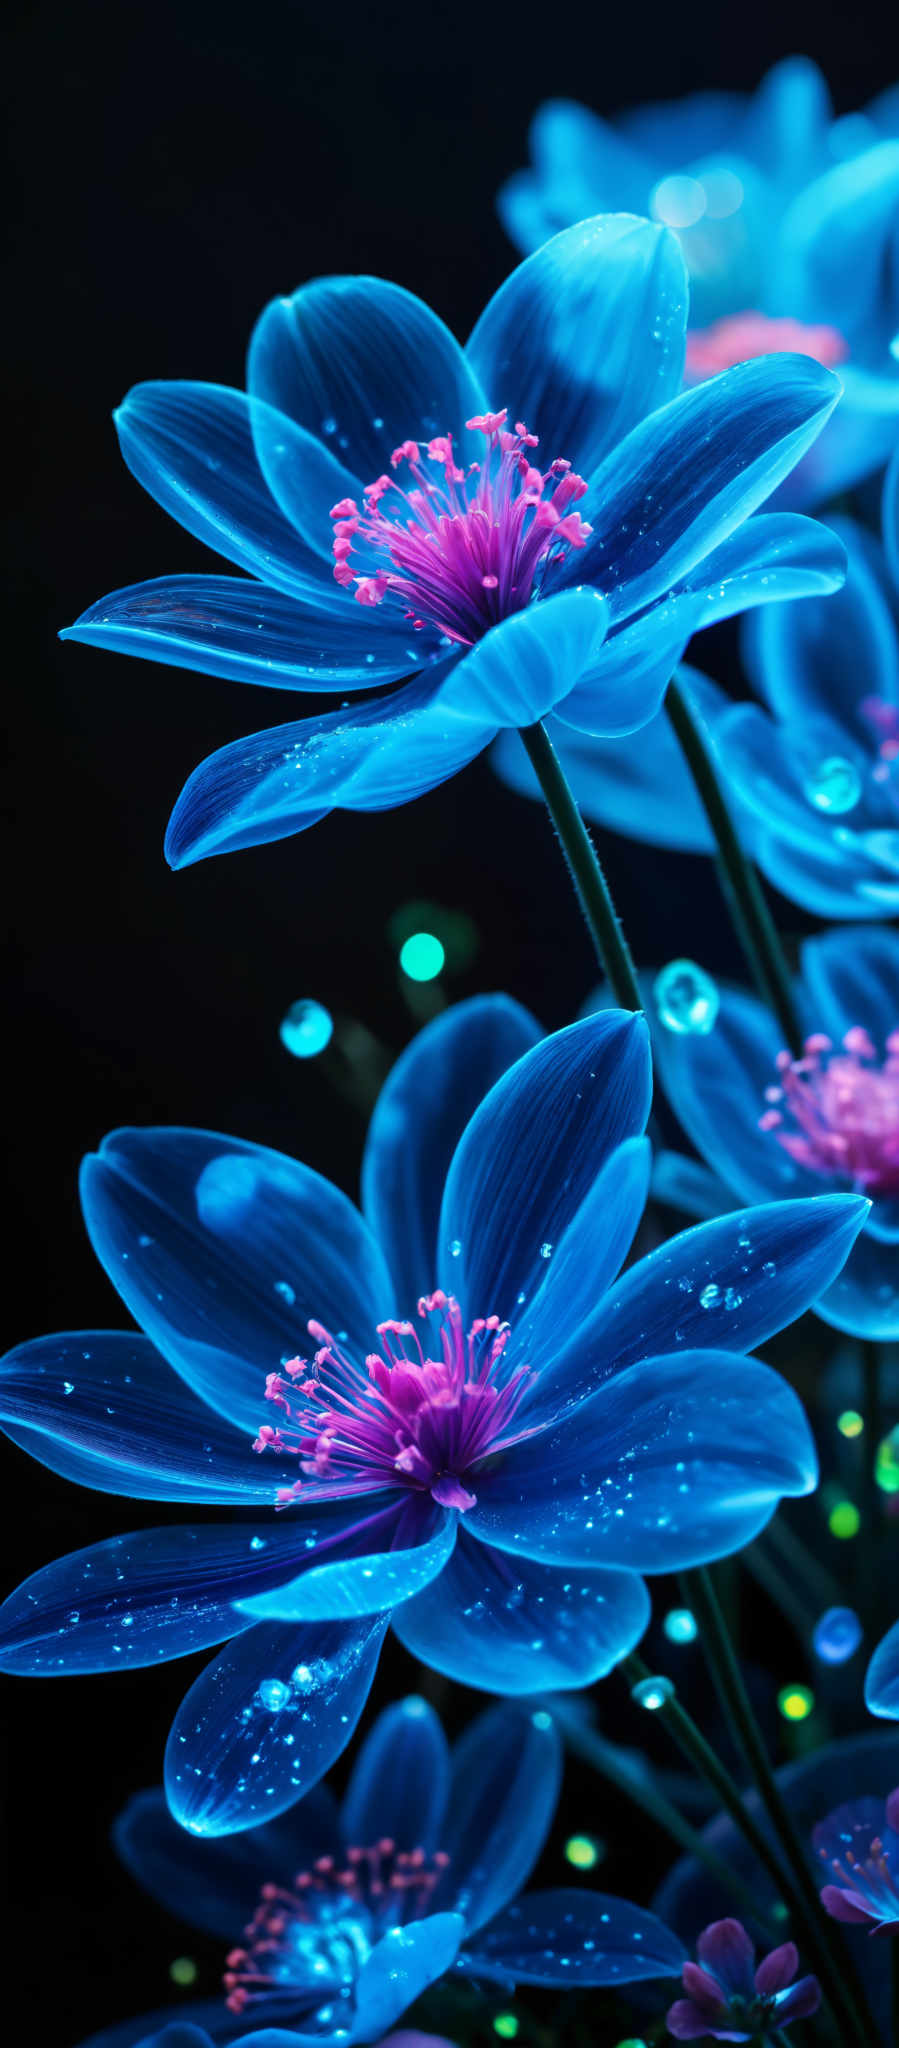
[499,60,899,502]
[814,1784,899,1934]
[667,1917,820,2040]
[649,924,898,1339]
[59,218,845,866]
[102,1695,685,2045]
[866,1619,899,1720]
[0,1001,863,1836]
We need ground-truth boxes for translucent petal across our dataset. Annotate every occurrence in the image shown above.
[391,1529,650,1693]
[460,1887,686,1986]
[800,925,899,1050]
[62,575,418,690]
[434,1701,561,1932]
[438,587,609,727]
[234,1506,456,1622]
[352,1915,465,2040]
[341,1696,450,1853]
[866,1620,899,1719]
[466,215,687,478]
[79,1126,394,1435]
[816,1229,899,1341]
[247,276,486,485]
[113,1782,340,1936]
[361,995,541,1308]
[438,1010,651,1324]
[165,1615,388,1835]
[512,1137,652,1410]
[651,980,808,1206]
[741,517,898,741]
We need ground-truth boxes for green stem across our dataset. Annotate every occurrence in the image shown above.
[665,675,802,1055]
[681,1568,877,2047]
[620,1650,871,2048]
[518,720,642,1009]
[548,1695,776,1932]
[762,1515,845,1614]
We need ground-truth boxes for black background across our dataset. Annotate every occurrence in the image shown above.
[5,1,898,2039]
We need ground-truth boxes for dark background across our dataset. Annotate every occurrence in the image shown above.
[5,0,898,2039]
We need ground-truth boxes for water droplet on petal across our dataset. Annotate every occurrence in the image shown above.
[256,1678,291,1711]
[803,755,862,815]
[654,959,719,1035]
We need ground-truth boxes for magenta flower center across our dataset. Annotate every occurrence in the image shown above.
[224,1838,451,2016]
[817,1817,899,1928]
[329,408,592,646]
[685,309,849,382]
[254,1290,534,1510]
[759,1026,899,1196]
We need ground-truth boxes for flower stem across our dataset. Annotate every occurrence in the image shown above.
[620,1649,872,2048]
[665,674,802,1056]
[518,720,642,1009]
[680,1568,878,2045]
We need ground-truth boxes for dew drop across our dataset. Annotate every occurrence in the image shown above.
[256,1678,292,1711]
[279,998,334,1059]
[653,958,719,1035]
[274,1280,296,1305]
[632,1674,675,1711]
[699,1282,720,1309]
[803,755,862,815]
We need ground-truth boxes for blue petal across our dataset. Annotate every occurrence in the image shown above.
[459,1887,686,1986]
[341,1696,450,1852]
[439,588,609,726]
[651,980,805,1205]
[816,1229,899,1340]
[800,924,899,1049]
[866,1620,899,1719]
[741,56,831,187]
[62,575,418,690]
[438,1011,652,1324]
[112,383,341,590]
[165,1615,388,1836]
[567,356,841,623]
[512,1138,651,1411]
[361,995,542,1307]
[885,439,899,590]
[0,1517,359,1673]
[352,1914,465,2040]
[247,276,486,486]
[529,1195,870,1414]
[234,1506,456,1622]
[651,1150,735,1220]
[557,512,847,739]
[784,142,899,348]
[741,517,898,740]
[391,1528,649,1693]
[113,1783,340,1937]
[750,812,899,921]
[164,671,490,869]
[435,1701,561,1933]
[0,1331,288,1503]
[491,666,723,852]
[80,1127,394,1435]
[466,215,687,478]
[467,1349,817,1572]
[783,368,899,506]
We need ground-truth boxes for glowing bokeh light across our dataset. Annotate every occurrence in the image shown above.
[664,1607,698,1644]
[651,173,707,229]
[829,1500,860,1539]
[279,999,334,1058]
[837,1409,864,1438]
[399,931,445,981]
[777,1684,815,1722]
[493,2017,519,2039]
[169,1958,197,1986]
[813,1606,863,1666]
[565,1834,602,1869]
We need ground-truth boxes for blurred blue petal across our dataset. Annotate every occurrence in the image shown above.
[741,56,831,188]
[164,672,490,870]
[352,1915,465,2039]
[651,1150,734,1219]
[567,355,840,621]
[742,519,898,739]
[466,215,687,477]
[113,1783,340,1937]
[652,982,807,1205]
[816,1227,899,1340]
[341,1696,450,1853]
[467,1349,817,1572]
[80,1127,393,1435]
[247,276,486,486]
[361,995,541,1307]
[437,1011,651,1322]
[436,1702,561,1933]
[784,142,899,350]
[392,1529,650,1692]
[800,925,899,1049]
[62,574,418,690]
[165,1615,388,1836]
[113,383,338,589]
[460,1887,686,1986]
[885,439,899,588]
[866,1621,899,1719]
[234,1506,456,1621]
[0,1332,288,1503]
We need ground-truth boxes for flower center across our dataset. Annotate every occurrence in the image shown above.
[254,1290,534,1510]
[759,1027,899,1196]
[329,409,591,646]
[817,1825,899,1925]
[224,1839,451,2020]
[685,309,849,382]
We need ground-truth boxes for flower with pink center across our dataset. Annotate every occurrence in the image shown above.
[759,1026,899,1197]
[814,1787,899,1934]
[685,310,849,383]
[666,1918,820,2040]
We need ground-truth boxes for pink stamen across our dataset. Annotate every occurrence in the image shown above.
[862,697,899,799]
[685,310,849,382]
[255,1291,536,1511]
[759,1027,899,1196]
[328,410,591,647]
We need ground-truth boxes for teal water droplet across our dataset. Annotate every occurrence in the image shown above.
[632,1674,675,1710]
[279,999,333,1059]
[813,1606,863,1665]
[256,1678,291,1711]
[62,1380,74,1395]
[663,1607,698,1643]
[274,1280,296,1305]
[653,958,719,1035]
[803,755,862,815]
[699,1282,720,1308]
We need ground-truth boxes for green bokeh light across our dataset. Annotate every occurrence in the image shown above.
[837,1409,864,1438]
[829,1499,860,1539]
[399,931,445,981]
[875,1429,899,1493]
[169,1958,197,1986]
[493,2017,519,2039]
[565,1834,601,1868]
[777,1684,815,1722]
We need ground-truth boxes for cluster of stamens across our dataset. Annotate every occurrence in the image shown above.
[759,1026,899,1196]
[684,310,849,381]
[817,1799,899,1929]
[254,1290,534,1510]
[329,409,591,646]
[224,1840,451,2014]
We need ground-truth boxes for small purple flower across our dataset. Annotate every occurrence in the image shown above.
[666,1917,821,2041]
[814,1786,899,1933]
